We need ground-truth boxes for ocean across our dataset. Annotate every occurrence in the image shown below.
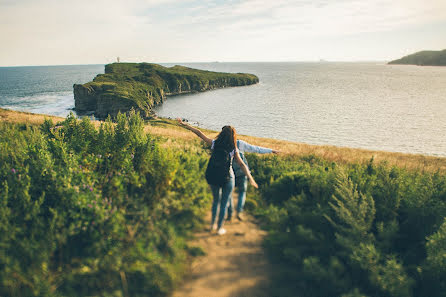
[1,62,445,156]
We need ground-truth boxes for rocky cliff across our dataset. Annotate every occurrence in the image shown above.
[74,63,259,119]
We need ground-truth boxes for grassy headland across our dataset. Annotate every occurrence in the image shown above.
[1,108,446,297]
[388,49,446,66]
[73,63,259,119]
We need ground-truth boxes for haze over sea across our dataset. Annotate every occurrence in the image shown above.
[1,62,445,157]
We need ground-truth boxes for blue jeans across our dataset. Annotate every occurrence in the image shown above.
[227,175,248,219]
[210,176,235,229]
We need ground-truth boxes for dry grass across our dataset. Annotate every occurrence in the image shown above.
[2,108,445,172]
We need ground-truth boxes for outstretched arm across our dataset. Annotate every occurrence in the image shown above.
[234,150,258,188]
[177,118,213,146]
[238,139,280,154]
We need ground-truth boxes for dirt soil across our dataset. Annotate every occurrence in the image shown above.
[172,214,273,297]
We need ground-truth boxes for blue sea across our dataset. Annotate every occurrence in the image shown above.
[1,62,446,157]
[0,65,103,117]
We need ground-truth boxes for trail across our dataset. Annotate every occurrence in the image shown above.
[172,213,272,297]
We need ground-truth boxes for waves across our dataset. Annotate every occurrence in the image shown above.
[0,91,75,117]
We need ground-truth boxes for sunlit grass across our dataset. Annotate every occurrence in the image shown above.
[2,108,445,172]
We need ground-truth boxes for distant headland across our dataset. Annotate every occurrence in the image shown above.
[388,49,446,66]
[73,63,259,119]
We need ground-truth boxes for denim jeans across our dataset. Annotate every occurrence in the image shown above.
[210,175,235,229]
[227,175,248,219]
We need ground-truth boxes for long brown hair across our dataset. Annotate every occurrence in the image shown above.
[214,125,237,152]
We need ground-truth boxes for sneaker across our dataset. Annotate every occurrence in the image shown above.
[209,224,216,232]
[226,216,233,223]
[217,228,227,235]
[236,213,245,221]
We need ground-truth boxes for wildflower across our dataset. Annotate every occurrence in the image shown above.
[89,187,93,192]
[93,200,96,204]
[11,168,16,174]
[87,204,93,208]
[131,154,134,159]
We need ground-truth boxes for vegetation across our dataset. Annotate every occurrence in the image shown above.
[1,109,445,296]
[247,153,446,297]
[73,63,259,119]
[0,112,211,296]
[388,49,446,66]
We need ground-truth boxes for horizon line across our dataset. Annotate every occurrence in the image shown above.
[0,60,390,67]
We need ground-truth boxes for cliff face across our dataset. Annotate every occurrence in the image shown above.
[74,82,147,119]
[388,49,446,66]
[74,63,259,119]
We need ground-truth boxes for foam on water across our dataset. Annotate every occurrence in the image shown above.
[1,92,75,117]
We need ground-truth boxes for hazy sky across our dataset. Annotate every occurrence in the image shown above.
[1,0,445,66]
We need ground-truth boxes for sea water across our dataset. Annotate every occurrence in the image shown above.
[1,62,445,156]
[156,62,446,157]
[0,65,103,117]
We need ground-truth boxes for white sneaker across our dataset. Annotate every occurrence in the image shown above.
[209,224,216,232]
[217,228,227,235]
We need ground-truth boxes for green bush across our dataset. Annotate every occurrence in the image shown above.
[0,112,210,296]
[250,154,446,297]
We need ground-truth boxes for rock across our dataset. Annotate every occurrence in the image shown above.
[74,63,259,120]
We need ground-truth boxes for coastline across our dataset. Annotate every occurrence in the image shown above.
[1,107,445,173]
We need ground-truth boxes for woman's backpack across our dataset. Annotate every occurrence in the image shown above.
[205,146,232,186]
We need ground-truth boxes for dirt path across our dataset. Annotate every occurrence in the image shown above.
[172,213,272,297]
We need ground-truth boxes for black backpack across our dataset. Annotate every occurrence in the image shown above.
[205,146,232,186]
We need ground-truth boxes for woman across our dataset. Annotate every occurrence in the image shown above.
[177,119,258,235]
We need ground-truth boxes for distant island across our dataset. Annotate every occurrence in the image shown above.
[388,49,446,66]
[74,63,259,119]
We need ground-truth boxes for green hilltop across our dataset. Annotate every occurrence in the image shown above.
[388,49,446,66]
[74,63,259,119]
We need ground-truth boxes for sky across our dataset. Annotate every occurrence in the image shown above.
[0,0,445,66]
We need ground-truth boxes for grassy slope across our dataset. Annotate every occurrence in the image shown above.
[1,108,445,173]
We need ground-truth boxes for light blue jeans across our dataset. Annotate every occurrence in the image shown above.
[227,175,248,219]
[210,176,235,229]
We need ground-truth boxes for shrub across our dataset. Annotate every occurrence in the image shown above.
[0,112,210,296]
[252,155,446,297]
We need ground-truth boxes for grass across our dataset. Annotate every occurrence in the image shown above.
[1,108,446,173]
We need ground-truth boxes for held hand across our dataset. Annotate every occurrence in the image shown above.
[272,149,281,154]
[177,118,190,129]
[249,177,258,189]
[176,118,185,125]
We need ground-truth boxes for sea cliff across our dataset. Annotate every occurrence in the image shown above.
[388,49,446,66]
[73,63,259,119]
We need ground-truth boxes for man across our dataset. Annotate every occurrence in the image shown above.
[227,139,278,221]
